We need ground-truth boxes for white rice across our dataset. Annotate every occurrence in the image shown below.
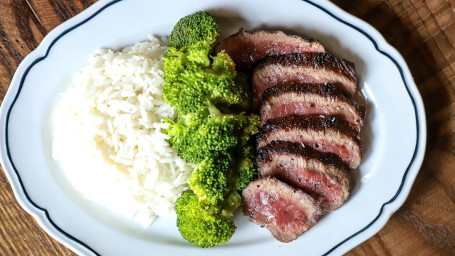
[52,37,192,226]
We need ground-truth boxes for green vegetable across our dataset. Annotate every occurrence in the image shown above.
[233,139,258,192]
[163,11,250,115]
[188,152,233,205]
[168,11,219,49]
[175,190,236,248]
[164,103,257,164]
[181,110,259,205]
[164,11,260,248]
[163,47,250,114]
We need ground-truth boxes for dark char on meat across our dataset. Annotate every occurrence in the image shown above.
[215,28,326,70]
[259,83,365,131]
[256,115,362,169]
[256,141,352,211]
[251,53,357,108]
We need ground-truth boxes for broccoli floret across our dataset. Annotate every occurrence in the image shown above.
[233,114,260,191]
[163,49,250,114]
[220,190,242,217]
[209,51,250,109]
[188,152,233,205]
[234,144,257,192]
[163,12,249,114]
[176,190,235,248]
[165,104,253,163]
[168,11,219,49]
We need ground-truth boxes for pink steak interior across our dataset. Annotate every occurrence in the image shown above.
[250,191,307,233]
[278,134,351,165]
[273,167,343,206]
[253,74,320,107]
[266,101,355,125]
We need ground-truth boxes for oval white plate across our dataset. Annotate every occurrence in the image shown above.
[0,0,426,255]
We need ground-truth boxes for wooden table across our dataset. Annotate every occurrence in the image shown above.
[0,0,454,255]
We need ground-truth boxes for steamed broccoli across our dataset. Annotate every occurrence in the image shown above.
[233,144,257,192]
[168,11,219,49]
[175,190,235,248]
[188,152,233,205]
[166,104,258,247]
[164,11,260,248]
[163,48,250,114]
[233,116,260,191]
[163,11,250,115]
[165,103,256,164]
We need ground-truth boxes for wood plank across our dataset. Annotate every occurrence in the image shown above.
[332,0,455,254]
[0,1,94,254]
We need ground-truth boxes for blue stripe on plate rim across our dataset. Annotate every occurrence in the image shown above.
[2,0,422,255]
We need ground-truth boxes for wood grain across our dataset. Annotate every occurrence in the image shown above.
[331,0,455,255]
[0,1,94,255]
[0,0,454,255]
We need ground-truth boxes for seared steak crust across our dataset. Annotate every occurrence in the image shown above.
[242,176,323,242]
[215,28,325,70]
[255,53,357,85]
[261,82,345,101]
[252,53,357,108]
[257,141,348,172]
[259,83,366,129]
[257,115,360,146]
[256,115,362,169]
[256,141,352,211]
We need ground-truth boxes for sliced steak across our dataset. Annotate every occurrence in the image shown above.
[259,83,365,131]
[256,141,351,211]
[252,53,357,108]
[257,115,362,169]
[215,28,325,70]
[242,176,323,242]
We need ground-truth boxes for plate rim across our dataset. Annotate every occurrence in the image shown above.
[0,0,427,255]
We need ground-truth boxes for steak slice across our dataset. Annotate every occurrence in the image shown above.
[256,141,351,211]
[259,83,365,131]
[257,115,362,169]
[252,53,357,108]
[242,176,323,242]
[215,28,325,70]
